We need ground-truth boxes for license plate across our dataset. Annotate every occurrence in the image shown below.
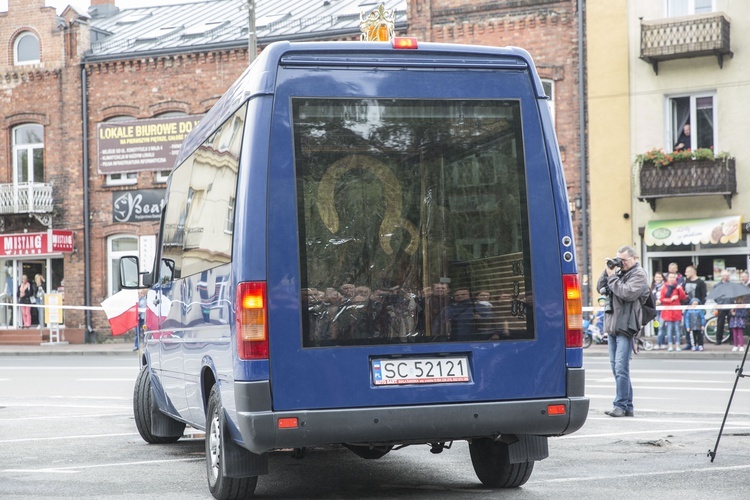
[371,357,470,385]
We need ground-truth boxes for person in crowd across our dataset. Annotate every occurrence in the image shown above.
[729,296,746,352]
[684,298,706,352]
[660,272,687,352]
[674,123,691,152]
[444,287,492,339]
[17,274,33,328]
[741,271,750,288]
[668,262,686,287]
[651,272,666,349]
[425,282,451,337]
[34,274,46,329]
[713,270,733,346]
[596,245,649,418]
[683,265,706,305]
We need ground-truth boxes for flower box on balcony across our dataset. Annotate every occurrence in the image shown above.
[638,156,736,211]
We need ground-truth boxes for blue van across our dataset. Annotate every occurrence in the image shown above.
[121,38,588,499]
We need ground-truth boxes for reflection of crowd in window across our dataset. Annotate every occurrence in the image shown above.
[303,282,525,346]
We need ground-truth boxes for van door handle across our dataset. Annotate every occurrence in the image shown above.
[152,298,160,306]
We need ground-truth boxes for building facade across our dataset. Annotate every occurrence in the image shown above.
[409,0,586,279]
[590,0,750,294]
[0,0,406,342]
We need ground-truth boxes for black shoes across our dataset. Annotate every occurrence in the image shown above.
[605,408,634,417]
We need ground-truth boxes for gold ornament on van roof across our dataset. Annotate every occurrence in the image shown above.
[360,4,395,42]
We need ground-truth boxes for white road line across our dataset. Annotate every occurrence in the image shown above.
[586,384,750,392]
[0,432,139,444]
[75,378,135,382]
[558,425,750,440]
[0,413,131,422]
[0,403,130,409]
[0,367,136,370]
[0,457,202,474]
[586,368,740,375]
[539,463,750,483]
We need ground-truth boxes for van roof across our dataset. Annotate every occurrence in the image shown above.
[175,40,545,168]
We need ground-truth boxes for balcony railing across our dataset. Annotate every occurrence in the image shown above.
[640,12,732,74]
[0,183,54,214]
[638,157,736,211]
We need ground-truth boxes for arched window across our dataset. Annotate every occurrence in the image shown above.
[107,235,139,297]
[14,32,40,65]
[12,124,44,185]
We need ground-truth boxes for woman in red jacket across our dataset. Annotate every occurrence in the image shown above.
[660,272,688,351]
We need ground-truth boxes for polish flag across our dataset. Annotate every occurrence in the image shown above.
[101,289,139,336]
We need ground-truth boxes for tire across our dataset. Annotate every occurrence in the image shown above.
[705,317,718,344]
[133,366,185,444]
[640,339,654,351]
[582,332,592,348]
[469,438,534,488]
[206,385,258,499]
[344,444,393,459]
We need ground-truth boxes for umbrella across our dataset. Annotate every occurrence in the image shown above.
[707,282,750,303]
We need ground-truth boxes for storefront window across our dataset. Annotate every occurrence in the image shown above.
[108,235,138,297]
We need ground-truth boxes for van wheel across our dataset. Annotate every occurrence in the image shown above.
[343,444,393,459]
[133,366,185,444]
[469,438,534,488]
[206,386,258,499]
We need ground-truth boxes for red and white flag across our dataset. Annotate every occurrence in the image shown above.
[101,289,139,336]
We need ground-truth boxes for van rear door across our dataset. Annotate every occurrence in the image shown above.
[263,48,570,411]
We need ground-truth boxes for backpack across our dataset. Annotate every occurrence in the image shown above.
[641,290,657,326]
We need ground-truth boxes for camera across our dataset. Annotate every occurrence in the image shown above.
[606,257,623,270]
[598,285,613,314]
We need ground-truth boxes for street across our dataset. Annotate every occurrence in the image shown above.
[1,353,750,499]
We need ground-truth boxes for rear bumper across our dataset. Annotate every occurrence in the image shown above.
[234,380,589,455]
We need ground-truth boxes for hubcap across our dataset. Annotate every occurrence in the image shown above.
[208,412,221,483]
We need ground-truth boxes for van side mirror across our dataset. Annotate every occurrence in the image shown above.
[119,256,141,289]
[160,258,175,284]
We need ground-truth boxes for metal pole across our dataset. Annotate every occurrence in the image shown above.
[577,0,589,306]
[247,0,257,63]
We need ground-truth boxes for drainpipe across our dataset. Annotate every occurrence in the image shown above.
[577,0,590,306]
[82,66,94,342]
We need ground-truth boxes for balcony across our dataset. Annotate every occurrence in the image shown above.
[0,183,54,215]
[638,157,736,211]
[640,12,732,74]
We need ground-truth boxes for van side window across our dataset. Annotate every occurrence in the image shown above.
[160,103,247,279]
[293,99,533,346]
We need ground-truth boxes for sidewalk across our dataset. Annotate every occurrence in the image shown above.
[584,338,749,360]
[0,341,136,356]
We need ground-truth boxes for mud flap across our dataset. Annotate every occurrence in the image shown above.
[222,413,269,477]
[495,434,549,464]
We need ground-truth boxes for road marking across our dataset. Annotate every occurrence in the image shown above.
[0,413,131,422]
[559,425,750,440]
[0,457,202,474]
[586,368,741,375]
[75,378,135,382]
[0,403,130,409]
[0,432,139,444]
[587,384,750,392]
[0,367,137,370]
[538,463,750,483]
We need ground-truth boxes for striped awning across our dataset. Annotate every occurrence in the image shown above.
[644,215,742,246]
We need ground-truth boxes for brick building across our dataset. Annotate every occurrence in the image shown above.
[2,0,581,342]
[409,0,586,290]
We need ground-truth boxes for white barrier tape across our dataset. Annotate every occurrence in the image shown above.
[583,303,750,313]
[0,302,103,311]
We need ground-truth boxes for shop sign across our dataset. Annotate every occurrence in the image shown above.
[97,115,203,174]
[0,230,74,256]
[113,189,165,223]
[645,215,742,246]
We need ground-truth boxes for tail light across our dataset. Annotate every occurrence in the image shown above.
[236,282,268,360]
[563,274,583,347]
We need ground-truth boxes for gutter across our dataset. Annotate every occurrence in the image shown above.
[81,66,94,342]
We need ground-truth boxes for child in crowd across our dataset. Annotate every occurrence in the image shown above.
[729,296,746,352]
[660,272,687,352]
[684,298,705,352]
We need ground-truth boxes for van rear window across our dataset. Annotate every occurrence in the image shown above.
[293,99,534,346]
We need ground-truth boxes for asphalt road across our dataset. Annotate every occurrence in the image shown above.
[1,354,750,499]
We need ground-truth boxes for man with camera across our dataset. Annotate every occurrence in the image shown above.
[596,245,649,418]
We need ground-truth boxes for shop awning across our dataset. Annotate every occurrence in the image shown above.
[645,216,742,246]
